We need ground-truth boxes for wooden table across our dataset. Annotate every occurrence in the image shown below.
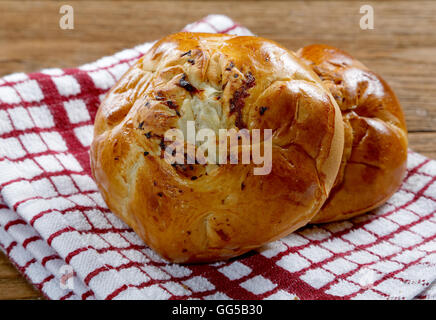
[0,0,435,299]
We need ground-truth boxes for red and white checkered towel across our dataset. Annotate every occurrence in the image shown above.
[0,15,435,300]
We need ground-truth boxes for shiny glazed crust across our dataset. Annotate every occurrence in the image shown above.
[297,44,408,223]
[90,33,344,263]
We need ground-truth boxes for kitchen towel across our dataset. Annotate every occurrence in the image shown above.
[0,14,435,300]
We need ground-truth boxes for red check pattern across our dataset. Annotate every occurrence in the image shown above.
[0,15,435,300]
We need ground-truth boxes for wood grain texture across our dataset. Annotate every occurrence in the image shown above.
[0,0,435,299]
[0,251,43,300]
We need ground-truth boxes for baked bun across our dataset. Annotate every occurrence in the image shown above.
[297,44,408,223]
[90,33,344,263]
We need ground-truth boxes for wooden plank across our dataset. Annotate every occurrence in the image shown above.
[0,1,436,132]
[0,252,44,300]
[408,132,436,160]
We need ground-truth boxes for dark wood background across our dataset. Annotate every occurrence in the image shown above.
[0,0,435,299]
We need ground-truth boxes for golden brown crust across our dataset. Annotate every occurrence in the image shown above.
[91,33,344,263]
[297,44,408,223]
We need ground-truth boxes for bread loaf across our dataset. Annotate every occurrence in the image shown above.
[90,33,344,262]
